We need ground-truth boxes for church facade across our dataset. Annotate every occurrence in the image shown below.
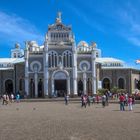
[0,13,140,98]
[24,13,100,98]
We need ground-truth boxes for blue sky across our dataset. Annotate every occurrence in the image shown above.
[0,0,140,68]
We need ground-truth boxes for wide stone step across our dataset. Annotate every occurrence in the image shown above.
[20,98,140,104]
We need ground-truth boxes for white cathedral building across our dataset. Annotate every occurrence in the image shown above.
[0,12,139,98]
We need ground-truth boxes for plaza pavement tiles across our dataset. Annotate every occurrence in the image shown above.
[0,102,140,140]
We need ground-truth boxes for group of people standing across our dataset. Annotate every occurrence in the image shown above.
[0,92,20,105]
[119,93,135,111]
[80,93,109,108]
[73,91,136,111]
[81,94,97,108]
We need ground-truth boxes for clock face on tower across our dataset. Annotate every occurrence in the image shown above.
[57,25,62,30]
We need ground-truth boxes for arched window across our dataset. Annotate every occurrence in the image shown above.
[52,52,54,66]
[48,51,58,67]
[62,50,72,67]
[118,78,125,89]
[102,78,110,90]
[96,52,99,57]
[48,54,51,67]
[69,54,72,67]
[55,54,57,67]
[63,54,66,67]
[67,51,69,67]
[14,53,16,58]
[78,80,83,96]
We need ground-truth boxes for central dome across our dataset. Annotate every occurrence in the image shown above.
[77,41,89,48]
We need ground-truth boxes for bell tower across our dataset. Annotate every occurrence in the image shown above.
[11,43,24,58]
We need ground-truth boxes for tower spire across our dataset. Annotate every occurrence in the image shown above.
[56,11,62,23]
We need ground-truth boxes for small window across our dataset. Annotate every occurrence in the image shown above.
[18,53,20,58]
[14,53,16,58]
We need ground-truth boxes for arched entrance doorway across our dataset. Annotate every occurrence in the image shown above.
[118,78,125,89]
[30,79,35,98]
[52,70,70,97]
[38,79,43,98]
[54,80,67,97]
[78,80,83,96]
[87,78,92,96]
[5,80,13,94]
[102,78,110,90]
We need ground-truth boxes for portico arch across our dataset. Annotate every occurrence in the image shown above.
[102,78,111,90]
[51,70,70,97]
[5,79,13,94]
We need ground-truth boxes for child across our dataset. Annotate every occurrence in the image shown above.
[128,96,133,111]
[16,94,20,103]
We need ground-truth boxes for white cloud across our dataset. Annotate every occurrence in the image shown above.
[66,3,105,33]
[128,37,140,46]
[114,3,140,47]
[0,11,44,46]
[67,1,140,47]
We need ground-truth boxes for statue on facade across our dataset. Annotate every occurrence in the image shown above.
[91,42,97,48]
[56,12,62,23]
[15,43,20,49]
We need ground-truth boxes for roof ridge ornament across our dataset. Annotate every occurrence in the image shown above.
[91,42,97,48]
[15,43,20,49]
[56,11,62,24]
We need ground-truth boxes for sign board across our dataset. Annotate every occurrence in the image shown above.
[98,81,102,89]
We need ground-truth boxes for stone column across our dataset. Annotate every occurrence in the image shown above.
[51,78,54,96]
[92,49,97,95]
[83,72,87,95]
[24,45,29,97]
[67,77,70,95]
[44,42,49,97]
[34,73,38,97]
[72,44,78,95]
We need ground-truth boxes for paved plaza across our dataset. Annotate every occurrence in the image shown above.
[0,101,140,140]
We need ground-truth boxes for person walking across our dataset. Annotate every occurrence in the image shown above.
[128,96,133,111]
[102,94,106,108]
[96,95,99,104]
[105,92,109,106]
[92,95,96,104]
[124,93,128,106]
[81,94,84,107]
[16,94,20,103]
[119,94,125,111]
[83,95,87,108]
[87,95,91,106]
[64,94,69,105]
[5,94,9,105]
[2,94,6,105]
[10,93,14,103]
[132,95,135,105]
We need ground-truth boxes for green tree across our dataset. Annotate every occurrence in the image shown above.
[98,88,108,95]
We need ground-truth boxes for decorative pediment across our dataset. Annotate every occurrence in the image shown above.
[48,23,71,31]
